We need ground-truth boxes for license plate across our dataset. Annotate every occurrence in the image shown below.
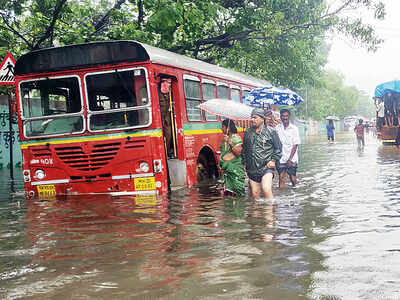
[134,177,155,191]
[37,184,56,198]
[135,194,157,206]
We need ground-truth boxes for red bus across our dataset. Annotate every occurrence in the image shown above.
[14,41,270,198]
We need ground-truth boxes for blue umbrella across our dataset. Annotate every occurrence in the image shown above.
[374,80,400,98]
[243,86,304,107]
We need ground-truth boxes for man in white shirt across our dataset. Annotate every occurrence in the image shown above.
[276,109,301,188]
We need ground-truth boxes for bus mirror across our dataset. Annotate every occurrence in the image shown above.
[161,78,171,94]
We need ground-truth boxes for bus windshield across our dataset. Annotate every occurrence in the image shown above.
[20,76,84,137]
[85,68,151,131]
[19,68,152,138]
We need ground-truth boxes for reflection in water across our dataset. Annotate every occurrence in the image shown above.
[1,133,400,299]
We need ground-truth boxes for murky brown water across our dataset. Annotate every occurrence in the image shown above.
[1,132,400,299]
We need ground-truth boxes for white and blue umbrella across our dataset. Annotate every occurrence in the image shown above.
[243,86,304,107]
[326,116,340,121]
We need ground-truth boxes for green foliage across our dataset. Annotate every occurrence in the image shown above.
[295,70,375,120]
[0,0,385,119]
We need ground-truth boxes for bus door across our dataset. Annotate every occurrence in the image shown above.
[158,77,186,188]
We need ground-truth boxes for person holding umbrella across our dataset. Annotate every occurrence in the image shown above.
[242,108,282,199]
[219,119,245,196]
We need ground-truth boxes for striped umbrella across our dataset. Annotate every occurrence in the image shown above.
[197,98,253,120]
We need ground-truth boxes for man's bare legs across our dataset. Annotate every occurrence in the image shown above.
[249,178,261,198]
[249,173,274,199]
[261,173,274,199]
[279,170,286,188]
[279,170,297,188]
[289,174,297,186]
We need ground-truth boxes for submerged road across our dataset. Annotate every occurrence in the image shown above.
[0,132,399,299]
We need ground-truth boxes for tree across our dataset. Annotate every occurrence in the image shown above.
[295,69,375,120]
[0,0,385,91]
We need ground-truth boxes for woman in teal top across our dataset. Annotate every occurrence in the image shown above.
[219,119,246,196]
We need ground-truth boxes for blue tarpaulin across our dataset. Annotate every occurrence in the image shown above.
[374,80,400,98]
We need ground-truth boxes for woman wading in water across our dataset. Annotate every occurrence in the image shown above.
[219,119,245,196]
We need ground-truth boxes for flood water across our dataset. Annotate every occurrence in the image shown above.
[1,132,400,299]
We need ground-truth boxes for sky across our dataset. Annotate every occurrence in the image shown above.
[326,0,400,96]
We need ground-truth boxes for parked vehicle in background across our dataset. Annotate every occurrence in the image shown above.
[14,41,270,198]
[373,80,400,144]
[344,116,359,131]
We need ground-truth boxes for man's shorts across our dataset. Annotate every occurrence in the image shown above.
[247,168,275,183]
[276,161,297,176]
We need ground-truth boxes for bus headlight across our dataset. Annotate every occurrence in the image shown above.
[139,162,150,173]
[153,159,162,173]
[35,169,46,180]
[23,170,31,182]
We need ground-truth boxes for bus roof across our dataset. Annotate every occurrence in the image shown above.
[15,40,270,87]
[139,42,270,87]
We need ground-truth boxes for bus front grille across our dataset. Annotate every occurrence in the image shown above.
[124,138,147,149]
[55,143,120,171]
[31,147,52,157]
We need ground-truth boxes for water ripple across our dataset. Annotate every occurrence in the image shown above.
[0,134,399,299]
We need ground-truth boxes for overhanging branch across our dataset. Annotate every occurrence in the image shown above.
[0,13,34,49]
[173,21,329,54]
[93,0,127,33]
[32,0,68,50]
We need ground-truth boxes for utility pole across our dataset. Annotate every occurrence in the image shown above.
[305,87,308,119]
[7,87,14,193]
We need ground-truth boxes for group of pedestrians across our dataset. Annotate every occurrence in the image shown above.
[219,107,300,200]
[326,118,368,150]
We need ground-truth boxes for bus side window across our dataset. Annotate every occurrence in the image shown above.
[231,88,240,103]
[184,77,202,121]
[217,83,229,99]
[202,79,217,121]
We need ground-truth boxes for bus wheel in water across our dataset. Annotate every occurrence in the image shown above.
[196,154,209,182]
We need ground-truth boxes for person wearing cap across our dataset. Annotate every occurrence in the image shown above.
[276,109,301,188]
[242,107,282,199]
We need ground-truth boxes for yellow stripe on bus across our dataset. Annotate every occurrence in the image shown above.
[184,129,221,135]
[21,127,245,149]
[20,130,162,149]
[184,127,244,135]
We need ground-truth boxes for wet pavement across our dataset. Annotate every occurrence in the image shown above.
[1,132,400,299]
